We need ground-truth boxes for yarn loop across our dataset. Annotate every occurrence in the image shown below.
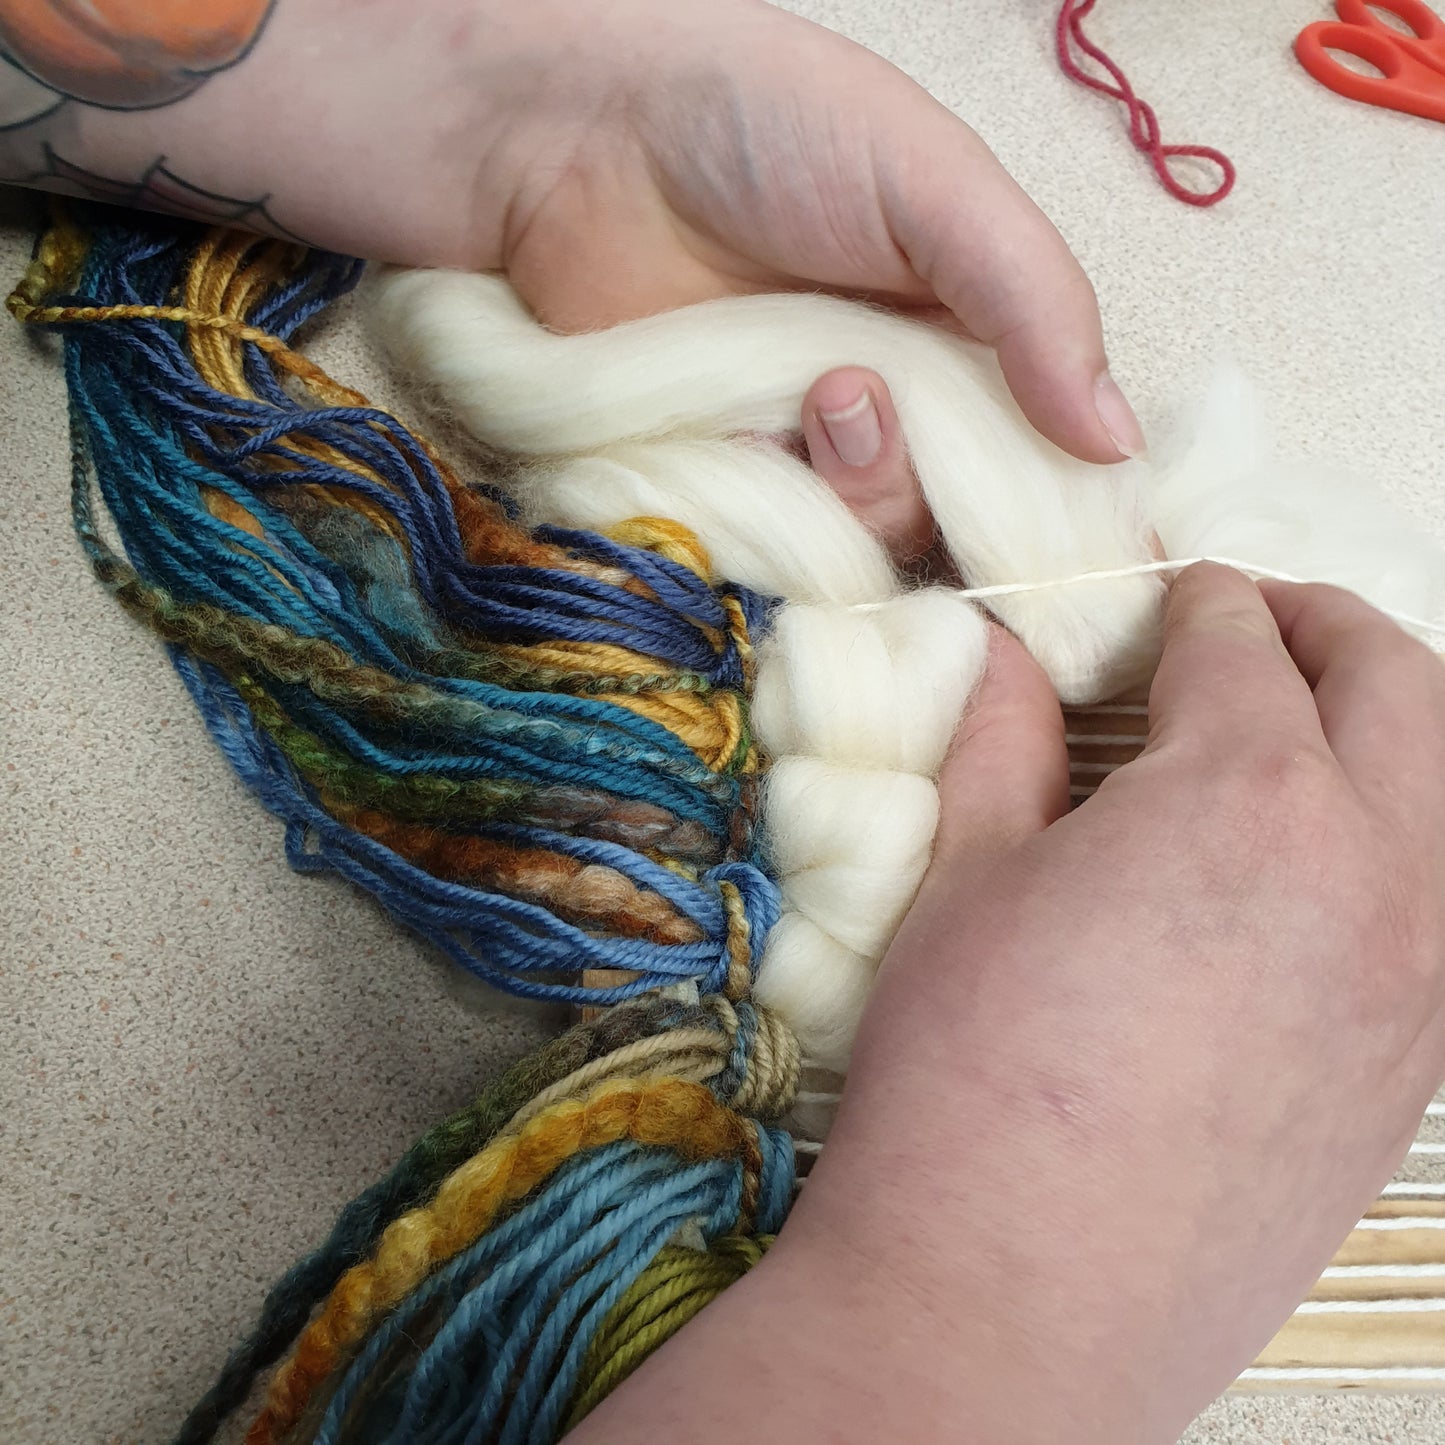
[1056,0,1237,206]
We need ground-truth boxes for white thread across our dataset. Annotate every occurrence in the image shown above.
[1321,1264,1445,1277]
[1294,1297,1445,1313]
[793,1091,842,1105]
[1239,1367,1445,1381]
[1428,1103,1445,1117]
[1384,1183,1445,1197]
[1355,1216,1445,1229]
[792,1139,824,1156]
[945,555,1445,650]
[1411,1142,1445,1155]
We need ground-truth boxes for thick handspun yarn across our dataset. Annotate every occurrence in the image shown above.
[10,212,781,1010]
[14,206,1445,1445]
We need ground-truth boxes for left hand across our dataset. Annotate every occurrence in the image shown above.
[486,0,1141,467]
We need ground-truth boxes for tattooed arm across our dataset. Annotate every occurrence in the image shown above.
[0,1,523,263]
[0,0,1143,462]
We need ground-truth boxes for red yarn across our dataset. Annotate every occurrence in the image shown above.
[1055,0,1236,207]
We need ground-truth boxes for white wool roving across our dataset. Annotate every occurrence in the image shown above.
[372,267,1165,705]
[1149,367,1445,625]
[371,269,1445,1071]
[518,441,897,606]
[749,591,987,1071]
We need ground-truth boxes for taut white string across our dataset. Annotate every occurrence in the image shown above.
[1293,1297,1445,1314]
[857,556,1445,650]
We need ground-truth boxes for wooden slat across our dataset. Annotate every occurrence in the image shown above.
[578,968,641,1022]
[1311,1273,1445,1302]
[1225,1190,1445,1388]
[1256,1311,1445,1371]
[1064,703,1148,798]
[1331,1224,1445,1269]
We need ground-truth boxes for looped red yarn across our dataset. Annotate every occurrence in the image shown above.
[1056,0,1236,208]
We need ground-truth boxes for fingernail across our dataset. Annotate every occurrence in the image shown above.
[819,389,882,468]
[1093,372,1147,460]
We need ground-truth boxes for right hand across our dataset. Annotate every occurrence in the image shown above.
[788,563,1445,1443]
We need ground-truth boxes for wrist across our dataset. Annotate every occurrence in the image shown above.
[755,1221,1149,1445]
[26,0,509,268]
[775,983,1176,1445]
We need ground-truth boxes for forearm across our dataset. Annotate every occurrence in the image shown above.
[564,1229,1036,1445]
[565,902,1338,1445]
[566,1195,1149,1445]
[0,0,565,266]
[566,967,1163,1445]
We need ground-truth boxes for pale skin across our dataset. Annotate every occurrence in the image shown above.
[6,2,1445,1439]
[570,568,1445,1445]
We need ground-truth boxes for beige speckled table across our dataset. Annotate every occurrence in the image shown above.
[4,2,1445,1441]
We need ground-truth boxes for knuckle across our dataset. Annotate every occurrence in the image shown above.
[1217,736,1338,813]
[1374,618,1437,673]
[1193,741,1344,881]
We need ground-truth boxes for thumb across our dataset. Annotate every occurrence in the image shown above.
[931,624,1071,879]
[883,105,1146,463]
[800,366,936,568]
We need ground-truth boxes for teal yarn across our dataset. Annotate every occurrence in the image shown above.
[169,998,742,1445]
[28,210,782,1005]
[9,211,806,1445]
[306,1136,792,1445]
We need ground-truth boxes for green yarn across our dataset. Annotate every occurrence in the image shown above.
[566,1234,774,1427]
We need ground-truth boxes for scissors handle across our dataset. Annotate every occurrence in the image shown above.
[1333,0,1445,49]
[1296,18,1445,122]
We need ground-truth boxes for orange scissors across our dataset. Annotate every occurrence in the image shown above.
[1295,0,1445,122]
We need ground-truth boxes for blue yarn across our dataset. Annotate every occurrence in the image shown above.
[261,677,734,828]
[753,1120,798,1233]
[56,214,784,1008]
[174,653,779,1003]
[310,1130,794,1445]
[70,353,746,818]
[711,999,760,1102]
[67,236,741,678]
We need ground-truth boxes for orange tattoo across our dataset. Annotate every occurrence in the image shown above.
[0,0,274,124]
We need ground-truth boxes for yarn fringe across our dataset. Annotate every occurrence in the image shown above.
[8,207,801,1443]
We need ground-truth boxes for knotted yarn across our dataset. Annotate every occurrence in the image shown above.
[1055,0,1237,206]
